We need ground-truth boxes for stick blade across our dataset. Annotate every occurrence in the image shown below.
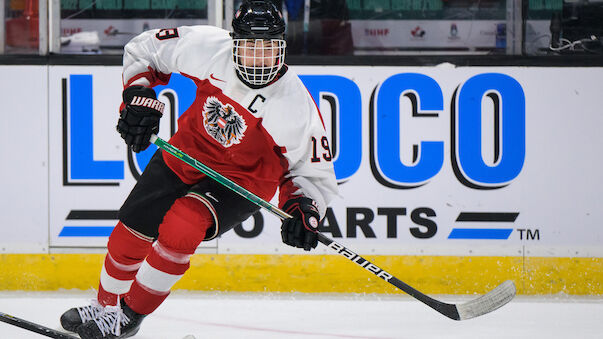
[456,280,516,320]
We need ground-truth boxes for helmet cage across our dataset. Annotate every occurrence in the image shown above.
[232,38,286,86]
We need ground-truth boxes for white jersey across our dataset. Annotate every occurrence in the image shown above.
[122,25,338,217]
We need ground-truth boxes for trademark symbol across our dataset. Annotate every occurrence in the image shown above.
[517,228,540,240]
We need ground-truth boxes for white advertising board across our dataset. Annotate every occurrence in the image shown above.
[39,65,603,257]
[0,66,49,253]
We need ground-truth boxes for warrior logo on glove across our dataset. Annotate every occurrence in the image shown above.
[202,96,248,147]
[116,85,164,153]
[130,96,165,112]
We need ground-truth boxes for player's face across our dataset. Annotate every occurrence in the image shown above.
[232,38,286,86]
[236,39,280,67]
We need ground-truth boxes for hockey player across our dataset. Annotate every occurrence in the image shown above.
[59,1,338,338]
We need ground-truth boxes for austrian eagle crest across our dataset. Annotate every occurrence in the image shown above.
[202,96,247,147]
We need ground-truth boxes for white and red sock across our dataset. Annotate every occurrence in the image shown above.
[124,195,214,314]
[97,221,154,306]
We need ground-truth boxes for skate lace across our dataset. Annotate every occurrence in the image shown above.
[76,299,104,322]
[92,303,130,337]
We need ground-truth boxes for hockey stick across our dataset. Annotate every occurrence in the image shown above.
[150,134,516,320]
[0,312,78,339]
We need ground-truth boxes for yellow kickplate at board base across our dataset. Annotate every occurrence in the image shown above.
[0,254,601,295]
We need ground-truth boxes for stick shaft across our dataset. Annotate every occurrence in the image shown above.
[150,135,455,313]
[151,135,515,320]
[151,135,290,220]
[0,312,78,339]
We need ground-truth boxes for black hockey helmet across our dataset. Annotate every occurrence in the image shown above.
[231,1,286,40]
[231,1,287,87]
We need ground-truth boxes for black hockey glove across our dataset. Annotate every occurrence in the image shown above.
[281,197,320,251]
[116,85,164,153]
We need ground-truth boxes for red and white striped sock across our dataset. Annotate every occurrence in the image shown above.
[124,194,214,314]
[97,221,154,306]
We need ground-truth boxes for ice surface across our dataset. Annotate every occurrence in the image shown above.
[0,291,601,338]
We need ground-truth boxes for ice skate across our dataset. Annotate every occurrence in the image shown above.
[60,299,104,332]
[77,300,146,339]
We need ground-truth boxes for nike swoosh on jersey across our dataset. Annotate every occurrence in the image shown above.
[210,73,225,82]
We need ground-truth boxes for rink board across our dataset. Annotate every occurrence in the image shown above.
[0,254,601,295]
[1,65,602,295]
